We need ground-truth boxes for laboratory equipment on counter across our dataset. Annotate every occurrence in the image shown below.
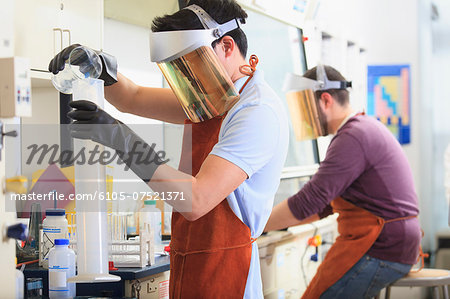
[149,4,242,122]
[23,256,170,297]
[6,223,28,241]
[109,228,155,268]
[48,239,75,298]
[140,200,162,252]
[5,175,27,194]
[69,211,156,268]
[51,46,102,94]
[283,65,352,141]
[0,57,31,117]
[68,78,120,283]
[16,258,25,299]
[17,203,40,263]
[41,209,69,269]
[26,277,43,298]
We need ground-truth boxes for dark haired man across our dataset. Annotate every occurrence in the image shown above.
[265,65,421,299]
[49,0,288,297]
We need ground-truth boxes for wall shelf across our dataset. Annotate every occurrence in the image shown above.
[30,70,52,88]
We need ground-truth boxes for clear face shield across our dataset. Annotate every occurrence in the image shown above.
[283,65,351,141]
[149,5,241,122]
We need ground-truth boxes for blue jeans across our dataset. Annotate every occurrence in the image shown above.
[320,254,412,299]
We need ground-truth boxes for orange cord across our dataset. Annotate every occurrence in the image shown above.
[409,246,429,273]
[16,259,39,268]
[409,229,429,273]
[238,55,259,94]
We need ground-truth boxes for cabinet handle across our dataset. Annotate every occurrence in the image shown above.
[53,28,63,55]
[63,29,71,47]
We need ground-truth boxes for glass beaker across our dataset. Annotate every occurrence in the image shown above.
[51,46,103,94]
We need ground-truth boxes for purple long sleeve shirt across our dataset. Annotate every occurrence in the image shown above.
[288,114,421,264]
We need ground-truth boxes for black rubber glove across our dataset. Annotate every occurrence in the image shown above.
[48,44,118,86]
[68,100,165,182]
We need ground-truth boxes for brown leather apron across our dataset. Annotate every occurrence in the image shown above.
[169,116,255,299]
[169,54,261,298]
[302,197,416,299]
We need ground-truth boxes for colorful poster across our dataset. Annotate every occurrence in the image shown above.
[367,65,411,144]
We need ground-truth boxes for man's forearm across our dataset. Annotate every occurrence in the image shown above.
[104,73,187,124]
[264,199,319,232]
[147,155,247,222]
[147,164,197,220]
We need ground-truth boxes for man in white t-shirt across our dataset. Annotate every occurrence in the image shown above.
[49,1,288,297]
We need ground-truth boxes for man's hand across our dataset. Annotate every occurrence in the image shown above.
[68,100,119,145]
[68,100,165,182]
[48,44,118,86]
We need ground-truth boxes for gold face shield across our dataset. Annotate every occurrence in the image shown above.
[149,5,242,122]
[283,66,351,141]
[157,46,239,122]
[285,88,325,141]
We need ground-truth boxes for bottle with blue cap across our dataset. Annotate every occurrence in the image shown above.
[48,239,75,298]
[42,209,68,269]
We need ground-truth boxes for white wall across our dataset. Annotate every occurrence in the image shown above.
[103,18,163,123]
[428,0,450,252]
[364,0,450,253]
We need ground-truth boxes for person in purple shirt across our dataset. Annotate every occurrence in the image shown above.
[266,65,421,299]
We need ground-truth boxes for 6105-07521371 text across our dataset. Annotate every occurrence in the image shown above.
[10,191,185,201]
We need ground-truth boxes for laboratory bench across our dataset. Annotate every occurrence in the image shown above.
[257,214,339,298]
[23,255,170,298]
[21,215,339,298]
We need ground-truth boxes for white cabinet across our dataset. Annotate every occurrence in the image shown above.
[259,243,276,294]
[0,118,19,299]
[14,0,103,73]
[259,215,339,298]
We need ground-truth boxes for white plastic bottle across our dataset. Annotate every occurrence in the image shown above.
[140,200,162,252]
[48,239,76,298]
[42,209,69,269]
[16,258,24,299]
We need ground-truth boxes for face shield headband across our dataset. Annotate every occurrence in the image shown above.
[149,5,242,122]
[283,65,352,140]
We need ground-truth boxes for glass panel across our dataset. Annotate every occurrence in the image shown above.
[244,10,318,167]
[274,176,309,207]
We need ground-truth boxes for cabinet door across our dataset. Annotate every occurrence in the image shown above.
[14,0,62,71]
[62,0,103,50]
[14,0,103,73]
[260,244,276,294]
[275,240,303,292]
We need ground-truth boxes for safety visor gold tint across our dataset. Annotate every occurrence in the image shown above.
[157,46,240,123]
[286,89,324,140]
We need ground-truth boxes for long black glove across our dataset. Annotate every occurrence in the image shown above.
[68,100,166,182]
[49,44,118,86]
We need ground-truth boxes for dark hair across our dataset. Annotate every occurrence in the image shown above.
[303,65,350,106]
[151,0,248,58]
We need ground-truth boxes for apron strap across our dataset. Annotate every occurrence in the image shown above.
[171,237,257,257]
[383,215,427,273]
[410,229,429,273]
[384,214,417,223]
